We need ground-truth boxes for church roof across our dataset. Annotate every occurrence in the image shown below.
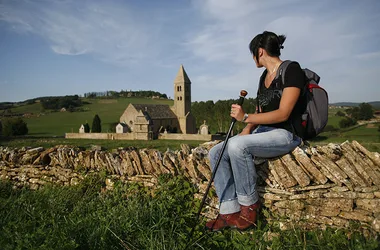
[132,104,177,119]
[174,64,191,84]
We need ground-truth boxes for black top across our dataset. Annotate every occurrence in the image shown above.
[257,61,306,137]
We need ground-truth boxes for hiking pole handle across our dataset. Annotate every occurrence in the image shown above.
[231,90,248,122]
[184,90,247,250]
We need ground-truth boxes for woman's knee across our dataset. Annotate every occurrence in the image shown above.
[209,143,222,161]
[227,139,245,156]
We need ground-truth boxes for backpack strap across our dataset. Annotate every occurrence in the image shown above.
[275,60,293,88]
[274,60,298,140]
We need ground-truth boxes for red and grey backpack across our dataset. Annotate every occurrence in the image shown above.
[278,60,329,140]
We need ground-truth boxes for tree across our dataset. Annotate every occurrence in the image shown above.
[92,114,101,132]
[84,123,90,133]
[2,118,28,136]
[358,103,374,120]
[347,103,374,121]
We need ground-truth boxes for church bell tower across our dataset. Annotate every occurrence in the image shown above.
[173,64,191,117]
[172,65,196,134]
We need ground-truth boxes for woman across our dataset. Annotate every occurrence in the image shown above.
[206,31,305,231]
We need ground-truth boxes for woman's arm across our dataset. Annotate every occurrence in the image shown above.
[239,122,257,135]
[231,86,301,124]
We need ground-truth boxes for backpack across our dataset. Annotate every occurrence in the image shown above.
[277,60,329,140]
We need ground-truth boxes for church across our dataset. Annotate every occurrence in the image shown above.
[117,65,197,140]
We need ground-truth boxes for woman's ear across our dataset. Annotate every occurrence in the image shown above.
[258,48,264,57]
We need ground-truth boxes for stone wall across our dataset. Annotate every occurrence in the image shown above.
[158,133,211,141]
[65,132,211,141]
[1,140,380,233]
[65,132,134,140]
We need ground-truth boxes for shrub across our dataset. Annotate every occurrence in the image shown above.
[323,124,338,132]
[339,117,356,128]
[335,110,346,117]
[2,118,28,136]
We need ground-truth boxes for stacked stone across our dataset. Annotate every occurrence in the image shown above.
[0,162,83,189]
[257,141,380,233]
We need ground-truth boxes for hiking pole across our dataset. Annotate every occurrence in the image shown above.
[184,90,248,249]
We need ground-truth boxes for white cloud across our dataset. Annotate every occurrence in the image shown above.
[186,0,380,102]
[0,0,160,65]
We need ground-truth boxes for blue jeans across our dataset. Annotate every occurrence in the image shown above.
[208,125,301,214]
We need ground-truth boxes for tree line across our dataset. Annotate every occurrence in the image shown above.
[40,95,83,111]
[83,90,168,99]
[192,98,257,134]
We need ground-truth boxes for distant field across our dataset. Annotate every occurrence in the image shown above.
[9,98,173,136]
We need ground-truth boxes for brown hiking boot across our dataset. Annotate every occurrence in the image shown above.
[205,212,240,232]
[235,203,260,231]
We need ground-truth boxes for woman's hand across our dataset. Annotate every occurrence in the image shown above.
[230,104,245,121]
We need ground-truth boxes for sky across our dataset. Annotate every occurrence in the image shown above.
[1,0,380,104]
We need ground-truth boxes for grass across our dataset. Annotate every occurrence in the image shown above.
[309,123,380,152]
[1,174,379,250]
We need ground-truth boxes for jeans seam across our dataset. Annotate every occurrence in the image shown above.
[242,147,254,189]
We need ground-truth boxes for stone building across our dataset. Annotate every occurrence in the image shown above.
[199,120,209,135]
[116,123,129,134]
[118,65,197,139]
[79,124,85,133]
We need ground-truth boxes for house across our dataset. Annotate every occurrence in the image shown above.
[116,123,129,134]
[79,124,85,133]
[118,65,197,139]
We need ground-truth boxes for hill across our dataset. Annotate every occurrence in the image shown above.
[331,101,380,109]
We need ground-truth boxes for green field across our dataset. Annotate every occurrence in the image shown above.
[2,101,380,152]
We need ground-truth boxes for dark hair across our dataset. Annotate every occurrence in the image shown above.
[249,31,286,62]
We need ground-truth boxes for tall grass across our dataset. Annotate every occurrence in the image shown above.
[1,173,378,250]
